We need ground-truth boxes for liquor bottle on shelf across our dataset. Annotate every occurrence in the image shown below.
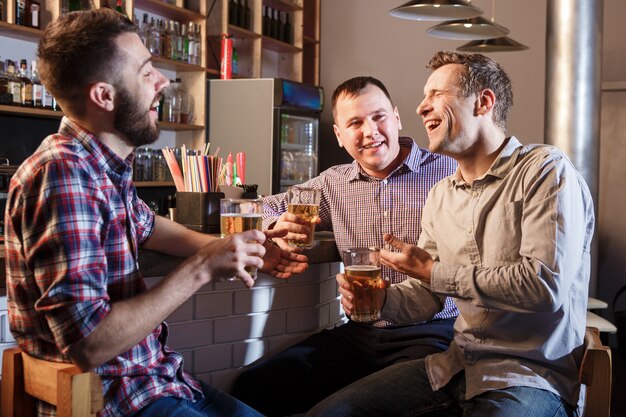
[269,8,277,39]
[149,17,161,56]
[193,24,202,66]
[139,13,150,46]
[115,0,127,17]
[186,22,195,65]
[283,12,292,44]
[31,60,43,108]
[228,0,237,26]
[1,0,4,22]
[0,62,12,105]
[29,0,40,28]
[175,21,183,61]
[15,0,27,26]
[244,0,251,30]
[19,60,33,107]
[178,80,194,124]
[6,60,21,106]
[277,11,284,42]
[163,20,173,60]
[236,0,244,28]
[232,46,238,76]
[262,6,270,36]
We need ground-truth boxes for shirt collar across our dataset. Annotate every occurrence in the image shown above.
[451,136,523,187]
[58,116,134,181]
[347,136,420,182]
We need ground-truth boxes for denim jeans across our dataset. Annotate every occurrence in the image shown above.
[131,383,264,417]
[306,358,579,417]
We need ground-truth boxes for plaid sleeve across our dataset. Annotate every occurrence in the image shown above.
[129,186,156,245]
[17,158,112,355]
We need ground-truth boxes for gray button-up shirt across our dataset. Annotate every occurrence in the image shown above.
[382,137,595,406]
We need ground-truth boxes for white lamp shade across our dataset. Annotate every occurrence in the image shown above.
[389,0,483,22]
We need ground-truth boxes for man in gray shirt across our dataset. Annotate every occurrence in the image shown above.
[307,51,594,417]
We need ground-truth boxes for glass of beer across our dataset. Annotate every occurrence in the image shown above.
[342,247,387,322]
[286,186,320,249]
[220,198,263,280]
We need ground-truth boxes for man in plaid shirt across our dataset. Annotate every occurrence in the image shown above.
[232,76,459,416]
[4,9,306,417]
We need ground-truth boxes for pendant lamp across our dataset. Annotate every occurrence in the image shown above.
[389,0,483,22]
[456,36,529,52]
[427,16,509,40]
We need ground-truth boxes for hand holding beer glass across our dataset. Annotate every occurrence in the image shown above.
[286,187,320,249]
[342,247,389,322]
[220,198,263,280]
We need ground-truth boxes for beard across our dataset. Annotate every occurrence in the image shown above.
[114,86,161,148]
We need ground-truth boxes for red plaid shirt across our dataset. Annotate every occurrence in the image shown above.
[4,117,202,417]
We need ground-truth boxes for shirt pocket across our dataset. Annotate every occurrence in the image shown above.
[482,200,523,263]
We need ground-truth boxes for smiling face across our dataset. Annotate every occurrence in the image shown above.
[333,84,403,178]
[416,64,480,157]
[113,32,169,147]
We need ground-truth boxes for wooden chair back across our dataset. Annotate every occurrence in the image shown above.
[580,326,612,417]
[1,346,103,417]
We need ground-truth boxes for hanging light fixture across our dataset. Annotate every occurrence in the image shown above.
[427,16,509,40]
[426,0,509,40]
[457,36,529,52]
[389,0,483,22]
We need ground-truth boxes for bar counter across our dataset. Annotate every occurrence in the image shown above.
[0,233,344,393]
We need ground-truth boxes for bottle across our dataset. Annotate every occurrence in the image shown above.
[0,61,12,105]
[68,0,81,11]
[186,22,195,65]
[271,9,279,39]
[174,21,183,61]
[193,24,202,66]
[178,80,194,124]
[163,80,181,123]
[148,17,160,55]
[139,13,150,47]
[231,46,238,76]
[283,12,292,44]
[180,23,189,63]
[236,0,244,28]
[15,0,26,26]
[262,6,270,36]
[115,0,127,16]
[244,0,251,30]
[19,59,33,107]
[228,0,237,26]
[1,0,4,22]
[277,11,285,42]
[30,60,43,108]
[29,0,40,28]
[163,20,173,60]
[6,60,21,106]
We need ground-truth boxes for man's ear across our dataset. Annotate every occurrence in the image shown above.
[394,106,402,131]
[333,124,344,148]
[476,88,496,116]
[88,82,115,112]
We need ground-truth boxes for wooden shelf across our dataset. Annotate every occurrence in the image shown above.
[152,56,206,72]
[263,0,303,12]
[135,181,176,187]
[159,121,204,131]
[0,21,44,42]
[228,24,262,40]
[262,36,301,53]
[134,0,206,21]
[0,104,63,119]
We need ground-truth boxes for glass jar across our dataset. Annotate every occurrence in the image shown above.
[134,147,155,182]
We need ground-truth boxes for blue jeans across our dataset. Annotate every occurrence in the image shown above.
[232,319,455,417]
[306,358,579,417]
[131,383,264,417]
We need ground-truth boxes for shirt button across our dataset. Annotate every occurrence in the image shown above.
[472,191,478,197]
[382,179,388,185]
[383,211,388,217]
[467,227,472,234]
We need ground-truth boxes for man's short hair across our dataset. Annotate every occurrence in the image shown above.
[427,51,513,131]
[331,76,394,122]
[37,9,137,117]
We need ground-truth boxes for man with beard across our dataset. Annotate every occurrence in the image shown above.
[306,51,594,417]
[3,9,307,417]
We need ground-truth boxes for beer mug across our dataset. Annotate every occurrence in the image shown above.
[286,186,321,249]
[342,247,387,322]
[220,198,263,280]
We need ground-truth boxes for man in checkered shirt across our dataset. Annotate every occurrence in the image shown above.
[4,9,306,417]
[232,76,459,416]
